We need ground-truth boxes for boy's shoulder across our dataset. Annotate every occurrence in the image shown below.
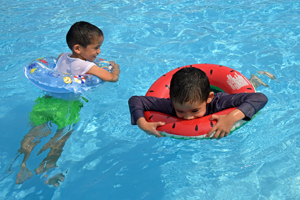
[213,92,228,98]
[213,91,267,102]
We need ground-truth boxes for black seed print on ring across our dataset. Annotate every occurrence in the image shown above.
[172,123,176,129]
[247,88,253,90]
[149,90,154,92]
[165,85,170,89]
[195,125,198,131]
[210,121,214,127]
[210,70,213,75]
[149,115,153,120]
[230,70,235,72]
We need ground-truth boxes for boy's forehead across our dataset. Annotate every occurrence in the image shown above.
[90,36,104,44]
[173,100,206,108]
[93,35,104,41]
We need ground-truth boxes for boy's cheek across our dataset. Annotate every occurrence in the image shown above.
[175,112,183,119]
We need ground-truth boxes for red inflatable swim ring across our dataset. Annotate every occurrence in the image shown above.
[144,63,256,139]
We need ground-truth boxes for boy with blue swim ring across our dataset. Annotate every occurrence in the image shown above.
[55,21,120,82]
[12,21,121,186]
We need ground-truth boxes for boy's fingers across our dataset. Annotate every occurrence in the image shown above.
[155,132,163,137]
[209,114,219,121]
[206,127,216,138]
[157,121,166,126]
[147,131,161,137]
[206,131,215,138]
[151,129,163,137]
[155,122,165,137]
[213,130,220,138]
[219,131,225,138]
[147,121,165,138]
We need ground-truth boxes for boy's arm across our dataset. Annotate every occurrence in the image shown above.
[210,92,268,120]
[128,96,174,125]
[207,92,268,138]
[128,96,174,137]
[87,61,120,82]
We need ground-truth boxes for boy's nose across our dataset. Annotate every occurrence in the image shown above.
[97,48,101,54]
[184,115,194,120]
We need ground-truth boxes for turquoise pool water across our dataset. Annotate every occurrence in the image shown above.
[1,0,300,199]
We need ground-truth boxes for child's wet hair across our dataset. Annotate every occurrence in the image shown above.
[66,21,103,50]
[170,67,211,105]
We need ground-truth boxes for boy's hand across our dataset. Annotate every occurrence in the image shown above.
[109,61,120,69]
[137,117,165,138]
[206,115,235,138]
[206,109,245,139]
[109,61,120,81]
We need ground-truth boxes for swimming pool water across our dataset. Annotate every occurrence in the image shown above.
[1,0,300,199]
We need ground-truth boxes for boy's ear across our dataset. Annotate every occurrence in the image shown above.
[73,44,81,54]
[206,92,214,104]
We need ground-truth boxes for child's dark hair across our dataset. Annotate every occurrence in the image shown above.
[66,21,103,50]
[170,67,211,104]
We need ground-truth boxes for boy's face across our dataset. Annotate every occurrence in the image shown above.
[173,92,214,120]
[173,101,208,120]
[76,36,104,62]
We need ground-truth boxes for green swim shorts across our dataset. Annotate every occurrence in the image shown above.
[29,96,83,129]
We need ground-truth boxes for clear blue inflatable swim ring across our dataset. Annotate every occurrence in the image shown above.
[24,57,113,93]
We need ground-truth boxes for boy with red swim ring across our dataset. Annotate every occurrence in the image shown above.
[128,67,268,139]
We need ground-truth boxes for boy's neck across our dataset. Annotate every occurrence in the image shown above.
[70,53,85,61]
